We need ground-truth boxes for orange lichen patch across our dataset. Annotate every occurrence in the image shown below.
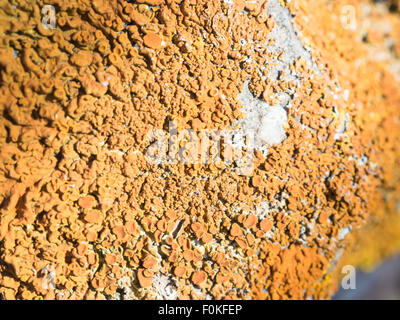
[193,248,203,262]
[251,175,263,188]
[77,243,88,256]
[137,0,164,5]
[112,226,128,241]
[88,252,98,266]
[165,209,177,220]
[143,33,162,50]
[190,118,203,130]
[192,271,207,286]
[168,251,178,263]
[174,266,186,278]
[191,222,202,233]
[191,221,206,238]
[142,255,157,269]
[260,219,272,232]
[70,50,93,67]
[126,221,139,235]
[182,250,194,262]
[91,277,105,290]
[84,210,103,224]
[105,254,117,265]
[78,195,97,209]
[137,269,153,288]
[246,233,255,246]
[243,214,258,229]
[230,223,243,237]
[235,237,248,249]
[0,0,399,301]
[86,230,98,242]
[201,233,213,244]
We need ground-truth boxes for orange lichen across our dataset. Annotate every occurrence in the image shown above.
[174,266,186,278]
[192,271,207,286]
[183,250,194,262]
[78,195,97,209]
[143,33,162,50]
[0,0,399,301]
[243,214,257,229]
[105,254,117,265]
[260,219,272,232]
[112,226,127,241]
[84,210,103,224]
[142,255,157,269]
[230,223,243,237]
[137,269,153,288]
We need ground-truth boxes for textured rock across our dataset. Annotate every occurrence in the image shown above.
[0,0,399,300]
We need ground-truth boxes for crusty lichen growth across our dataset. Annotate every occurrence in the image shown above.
[0,0,399,300]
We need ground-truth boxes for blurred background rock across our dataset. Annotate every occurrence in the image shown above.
[334,255,400,299]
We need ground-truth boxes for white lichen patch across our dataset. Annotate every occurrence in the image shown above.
[266,0,317,79]
[237,82,288,154]
[236,0,319,156]
[152,273,178,300]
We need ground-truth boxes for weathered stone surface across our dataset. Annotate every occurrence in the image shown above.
[0,0,399,300]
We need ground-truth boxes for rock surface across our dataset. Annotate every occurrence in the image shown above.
[0,0,399,300]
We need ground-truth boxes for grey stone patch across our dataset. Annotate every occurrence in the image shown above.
[339,226,352,240]
[334,112,350,140]
[236,0,319,155]
[237,82,288,156]
[152,273,178,300]
[266,0,318,81]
